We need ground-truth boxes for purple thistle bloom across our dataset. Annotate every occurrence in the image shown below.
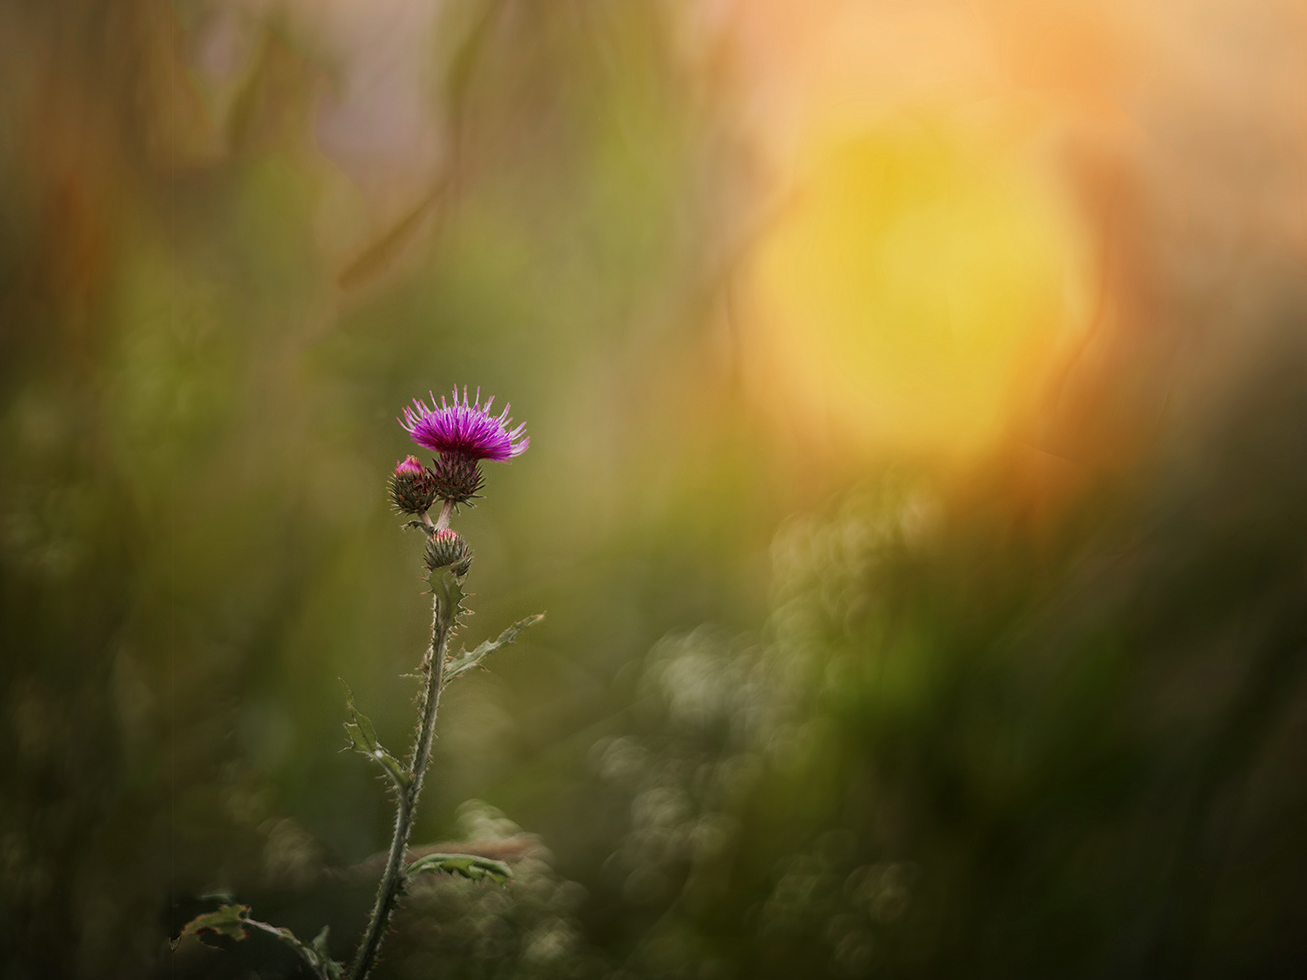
[401,387,529,463]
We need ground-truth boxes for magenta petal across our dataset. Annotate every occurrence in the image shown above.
[394,455,426,477]
[399,387,530,462]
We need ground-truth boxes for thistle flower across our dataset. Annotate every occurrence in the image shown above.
[179,401,542,980]
[390,455,438,514]
[401,387,529,463]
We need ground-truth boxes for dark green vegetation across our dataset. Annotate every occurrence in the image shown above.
[3,2,1307,978]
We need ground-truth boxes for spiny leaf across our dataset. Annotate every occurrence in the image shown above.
[407,852,512,884]
[427,567,469,626]
[244,918,343,980]
[341,682,411,789]
[444,613,545,687]
[176,904,251,945]
[310,925,341,978]
[174,903,343,978]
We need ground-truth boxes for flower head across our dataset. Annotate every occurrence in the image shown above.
[430,451,485,505]
[424,527,472,576]
[390,456,438,514]
[401,387,529,463]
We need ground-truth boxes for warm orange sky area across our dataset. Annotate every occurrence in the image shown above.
[19,0,1307,483]
[697,0,1307,468]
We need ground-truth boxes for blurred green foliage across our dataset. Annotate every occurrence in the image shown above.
[582,390,1307,978]
[3,2,1307,979]
[1,2,765,975]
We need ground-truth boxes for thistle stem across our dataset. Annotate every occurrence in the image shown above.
[348,576,457,980]
[433,500,453,532]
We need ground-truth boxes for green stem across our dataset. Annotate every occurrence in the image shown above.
[348,573,457,980]
[433,499,453,531]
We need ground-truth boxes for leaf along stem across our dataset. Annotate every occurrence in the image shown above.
[347,572,460,980]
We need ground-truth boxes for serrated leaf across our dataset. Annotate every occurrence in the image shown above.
[444,613,545,686]
[177,904,251,945]
[341,683,411,789]
[407,852,512,884]
[175,903,342,978]
[244,918,343,980]
[311,926,342,979]
[427,567,469,625]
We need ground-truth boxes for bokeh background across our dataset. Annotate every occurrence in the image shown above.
[5,1,1307,977]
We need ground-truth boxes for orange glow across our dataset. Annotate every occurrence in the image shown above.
[745,106,1090,460]
[705,1,1105,463]
[704,0,1307,467]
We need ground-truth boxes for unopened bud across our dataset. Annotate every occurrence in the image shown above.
[391,456,438,514]
[395,455,424,477]
[424,528,472,576]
